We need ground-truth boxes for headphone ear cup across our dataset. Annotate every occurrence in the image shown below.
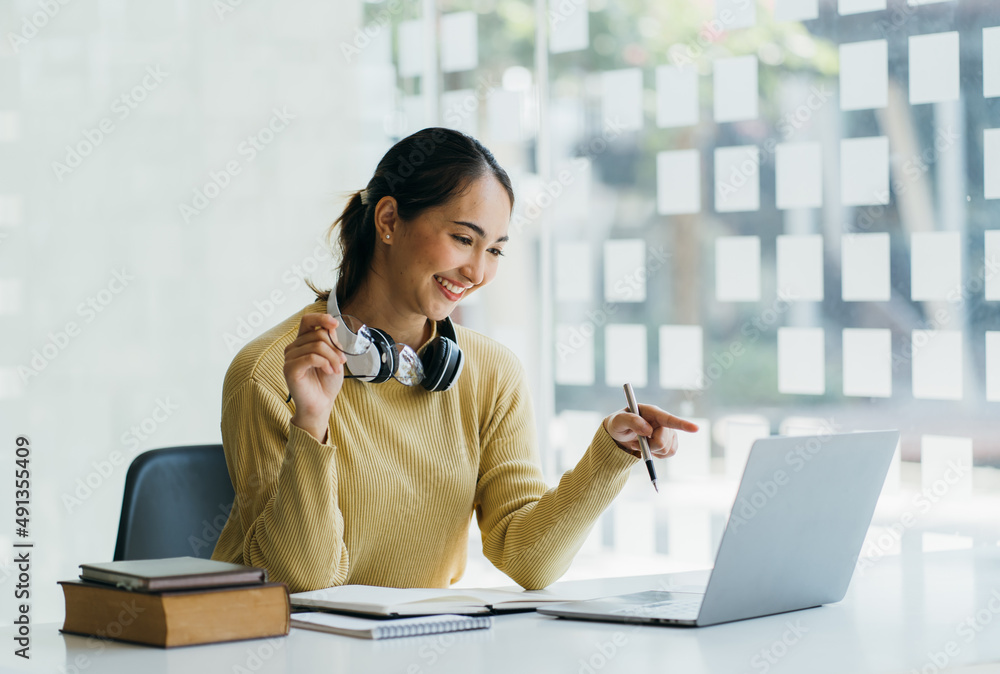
[421,336,463,392]
[366,328,398,384]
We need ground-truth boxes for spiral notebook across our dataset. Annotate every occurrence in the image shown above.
[291,612,492,640]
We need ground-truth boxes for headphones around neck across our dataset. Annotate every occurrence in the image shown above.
[328,293,464,392]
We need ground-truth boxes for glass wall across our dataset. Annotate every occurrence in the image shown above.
[4,0,999,622]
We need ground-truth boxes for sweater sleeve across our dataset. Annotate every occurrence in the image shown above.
[219,378,350,593]
[473,358,640,590]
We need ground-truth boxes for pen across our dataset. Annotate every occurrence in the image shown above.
[622,382,658,493]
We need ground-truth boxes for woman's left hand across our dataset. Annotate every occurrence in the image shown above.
[603,404,700,459]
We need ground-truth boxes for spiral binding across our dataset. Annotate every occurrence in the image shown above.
[375,615,492,639]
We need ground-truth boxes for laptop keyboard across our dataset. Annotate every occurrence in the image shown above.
[610,597,702,620]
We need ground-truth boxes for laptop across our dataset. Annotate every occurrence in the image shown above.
[538,430,899,627]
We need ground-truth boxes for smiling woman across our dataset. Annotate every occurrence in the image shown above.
[209,127,698,593]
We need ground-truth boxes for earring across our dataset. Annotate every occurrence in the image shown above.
[385,235,390,239]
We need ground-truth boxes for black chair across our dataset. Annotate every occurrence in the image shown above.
[113,444,235,561]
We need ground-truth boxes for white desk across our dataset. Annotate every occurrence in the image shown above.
[5,547,1000,674]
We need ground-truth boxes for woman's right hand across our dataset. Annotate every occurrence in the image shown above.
[283,313,348,443]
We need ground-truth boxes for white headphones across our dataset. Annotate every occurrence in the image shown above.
[328,292,464,391]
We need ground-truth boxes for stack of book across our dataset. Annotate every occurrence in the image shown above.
[59,556,290,648]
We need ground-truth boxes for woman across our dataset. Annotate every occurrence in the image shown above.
[211,127,699,593]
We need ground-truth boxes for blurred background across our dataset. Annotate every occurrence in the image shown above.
[1,0,999,623]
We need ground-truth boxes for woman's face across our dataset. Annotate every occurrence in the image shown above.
[383,174,511,323]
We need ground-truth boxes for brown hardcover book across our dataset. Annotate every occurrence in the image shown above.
[78,556,268,592]
[59,580,290,648]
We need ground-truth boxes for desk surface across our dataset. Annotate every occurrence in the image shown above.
[5,547,1000,674]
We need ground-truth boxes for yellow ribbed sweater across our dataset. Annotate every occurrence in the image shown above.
[211,299,640,592]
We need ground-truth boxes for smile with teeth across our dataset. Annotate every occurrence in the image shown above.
[434,275,468,296]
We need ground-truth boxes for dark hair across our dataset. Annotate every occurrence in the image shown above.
[306,127,515,305]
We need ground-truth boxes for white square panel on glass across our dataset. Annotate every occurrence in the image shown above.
[715,146,760,212]
[488,90,523,142]
[778,327,826,395]
[725,417,769,477]
[842,233,891,301]
[986,129,1000,200]
[843,328,892,397]
[841,137,889,206]
[714,56,758,123]
[657,150,701,215]
[909,32,960,105]
[555,323,594,385]
[908,0,956,5]
[921,435,972,499]
[775,142,822,209]
[838,0,885,14]
[0,279,23,316]
[0,369,23,400]
[775,0,818,22]
[440,12,478,73]
[986,27,1000,98]
[912,330,963,400]
[602,68,644,131]
[987,231,1000,300]
[442,89,478,136]
[776,234,824,301]
[840,40,888,111]
[659,325,703,390]
[613,502,655,556]
[987,332,1000,402]
[605,324,647,387]
[0,195,22,227]
[716,0,756,29]
[604,239,646,303]
[556,410,604,467]
[397,20,424,78]
[911,232,960,301]
[550,1,589,53]
[555,241,592,302]
[666,417,711,479]
[0,112,18,142]
[656,65,699,128]
[715,236,761,302]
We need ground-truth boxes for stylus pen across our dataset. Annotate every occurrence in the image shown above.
[622,383,658,493]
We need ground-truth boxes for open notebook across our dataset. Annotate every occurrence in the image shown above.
[289,584,573,617]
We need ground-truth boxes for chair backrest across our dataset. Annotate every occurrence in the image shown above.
[113,444,235,561]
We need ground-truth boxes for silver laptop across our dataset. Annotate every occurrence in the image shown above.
[538,430,899,627]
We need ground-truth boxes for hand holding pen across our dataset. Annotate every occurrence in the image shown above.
[602,383,700,492]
